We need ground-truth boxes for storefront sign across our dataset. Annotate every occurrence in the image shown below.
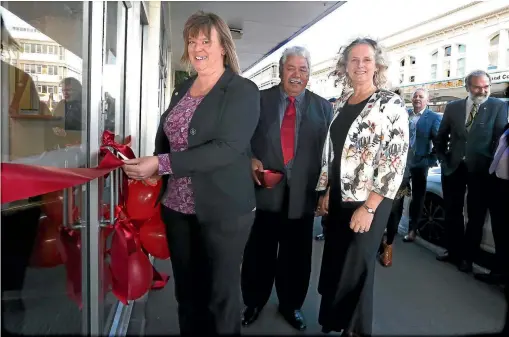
[401,79,465,94]
[489,71,509,84]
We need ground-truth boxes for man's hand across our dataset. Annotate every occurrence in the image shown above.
[315,188,329,216]
[251,158,264,185]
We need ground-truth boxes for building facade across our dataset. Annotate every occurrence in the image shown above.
[382,1,509,110]
[247,62,280,90]
[307,57,341,100]
[305,1,509,109]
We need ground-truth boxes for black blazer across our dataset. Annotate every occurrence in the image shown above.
[436,97,508,176]
[251,86,333,218]
[154,68,261,222]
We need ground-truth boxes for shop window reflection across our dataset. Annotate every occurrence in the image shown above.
[1,2,87,335]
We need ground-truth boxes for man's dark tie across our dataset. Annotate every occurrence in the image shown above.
[281,96,296,165]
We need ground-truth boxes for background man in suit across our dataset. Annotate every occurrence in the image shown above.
[241,46,333,331]
[402,88,442,242]
[435,70,508,272]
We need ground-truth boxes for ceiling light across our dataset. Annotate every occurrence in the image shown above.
[230,28,243,40]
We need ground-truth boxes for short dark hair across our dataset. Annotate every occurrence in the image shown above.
[465,70,491,88]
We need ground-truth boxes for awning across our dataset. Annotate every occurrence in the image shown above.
[169,1,345,72]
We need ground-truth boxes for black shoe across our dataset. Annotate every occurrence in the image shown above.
[242,306,261,327]
[458,260,473,273]
[321,326,332,334]
[278,308,306,331]
[436,251,452,262]
[475,272,504,285]
[315,233,325,241]
[402,230,416,242]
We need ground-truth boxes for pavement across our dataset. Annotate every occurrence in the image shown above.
[136,218,507,336]
[2,218,505,336]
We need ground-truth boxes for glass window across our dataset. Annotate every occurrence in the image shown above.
[458,44,466,54]
[488,51,498,69]
[490,34,499,46]
[431,64,437,80]
[444,45,451,57]
[457,58,465,77]
[1,3,87,335]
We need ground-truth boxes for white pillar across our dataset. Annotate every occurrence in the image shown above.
[140,0,162,157]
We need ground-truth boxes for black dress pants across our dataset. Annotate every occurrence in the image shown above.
[241,188,315,311]
[384,196,405,245]
[488,175,509,276]
[318,199,393,335]
[441,162,468,262]
[408,167,428,232]
[161,206,254,336]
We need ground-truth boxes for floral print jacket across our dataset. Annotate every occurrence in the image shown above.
[316,90,409,201]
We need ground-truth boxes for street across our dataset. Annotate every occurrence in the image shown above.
[138,219,507,336]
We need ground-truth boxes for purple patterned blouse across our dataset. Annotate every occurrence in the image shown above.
[158,91,204,214]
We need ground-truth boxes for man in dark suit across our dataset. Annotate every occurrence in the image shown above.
[402,88,442,242]
[241,46,333,331]
[435,70,508,272]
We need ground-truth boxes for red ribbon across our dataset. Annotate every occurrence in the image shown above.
[99,130,135,205]
[1,151,123,204]
[1,131,169,306]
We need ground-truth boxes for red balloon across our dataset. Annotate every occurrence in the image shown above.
[126,250,153,300]
[125,179,161,221]
[139,214,170,260]
[41,190,79,225]
[110,231,153,301]
[30,216,64,268]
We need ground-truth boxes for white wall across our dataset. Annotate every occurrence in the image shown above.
[140,0,162,157]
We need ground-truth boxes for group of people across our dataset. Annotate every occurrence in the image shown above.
[121,11,509,337]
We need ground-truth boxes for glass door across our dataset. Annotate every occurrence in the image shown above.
[87,1,129,334]
[1,1,89,334]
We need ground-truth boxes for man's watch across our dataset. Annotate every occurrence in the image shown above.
[362,204,375,214]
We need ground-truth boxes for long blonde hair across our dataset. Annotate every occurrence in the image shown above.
[181,11,241,74]
[331,37,388,90]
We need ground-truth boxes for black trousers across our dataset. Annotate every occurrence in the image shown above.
[442,162,502,264]
[384,196,405,245]
[489,176,509,276]
[241,193,315,311]
[161,206,254,336]
[318,198,392,335]
[441,162,468,261]
[408,167,428,232]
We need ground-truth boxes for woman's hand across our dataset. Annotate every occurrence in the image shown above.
[122,156,159,180]
[350,205,374,233]
[315,188,330,216]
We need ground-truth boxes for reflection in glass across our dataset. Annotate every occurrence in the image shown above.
[1,2,87,334]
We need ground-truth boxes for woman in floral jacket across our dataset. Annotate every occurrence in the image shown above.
[315,38,409,337]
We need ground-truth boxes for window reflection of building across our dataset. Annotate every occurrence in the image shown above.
[247,62,280,90]
[7,21,82,112]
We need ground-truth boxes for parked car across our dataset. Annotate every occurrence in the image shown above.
[399,166,495,254]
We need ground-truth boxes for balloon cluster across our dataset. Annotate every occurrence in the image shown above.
[29,167,170,305]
